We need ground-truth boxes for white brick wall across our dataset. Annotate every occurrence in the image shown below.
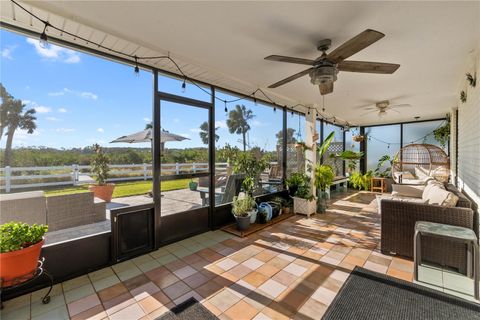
[456,48,480,208]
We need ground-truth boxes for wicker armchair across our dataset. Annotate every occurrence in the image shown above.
[381,184,477,275]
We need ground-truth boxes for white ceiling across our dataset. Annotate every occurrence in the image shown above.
[3,1,480,125]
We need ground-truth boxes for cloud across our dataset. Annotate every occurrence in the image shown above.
[58,108,67,113]
[189,128,202,133]
[215,120,227,129]
[34,106,52,113]
[97,128,104,133]
[1,45,16,59]
[22,99,32,105]
[80,92,98,100]
[46,117,61,122]
[15,129,40,140]
[143,117,151,122]
[173,118,180,123]
[48,88,98,100]
[26,38,81,64]
[55,128,75,133]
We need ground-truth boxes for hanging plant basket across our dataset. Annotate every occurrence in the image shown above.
[352,135,365,142]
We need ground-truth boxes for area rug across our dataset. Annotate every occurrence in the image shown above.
[155,297,218,320]
[322,266,480,320]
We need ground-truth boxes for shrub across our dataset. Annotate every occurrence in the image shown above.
[0,222,48,253]
[232,195,256,217]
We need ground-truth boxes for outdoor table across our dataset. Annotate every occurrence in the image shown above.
[414,221,479,300]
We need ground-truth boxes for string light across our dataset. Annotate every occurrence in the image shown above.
[181,78,186,93]
[134,56,140,75]
[8,0,354,128]
[224,100,228,113]
[291,110,294,117]
[39,22,49,48]
[273,105,276,112]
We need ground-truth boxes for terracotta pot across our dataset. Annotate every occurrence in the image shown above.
[89,184,115,202]
[0,240,44,286]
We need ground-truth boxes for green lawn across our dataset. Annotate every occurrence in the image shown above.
[44,179,190,198]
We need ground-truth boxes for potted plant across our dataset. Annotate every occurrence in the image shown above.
[88,144,115,202]
[314,164,335,213]
[285,172,309,197]
[293,184,316,218]
[188,179,198,191]
[257,209,268,224]
[232,195,257,230]
[352,135,365,142]
[0,222,48,286]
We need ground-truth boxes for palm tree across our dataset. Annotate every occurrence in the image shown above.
[145,123,152,130]
[276,128,297,146]
[0,83,14,143]
[226,105,254,151]
[3,99,37,166]
[198,121,219,145]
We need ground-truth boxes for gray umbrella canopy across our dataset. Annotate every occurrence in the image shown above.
[110,128,189,144]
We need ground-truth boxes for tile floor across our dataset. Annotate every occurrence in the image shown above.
[1,191,478,320]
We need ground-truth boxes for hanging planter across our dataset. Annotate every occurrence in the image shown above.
[466,73,476,88]
[352,135,365,142]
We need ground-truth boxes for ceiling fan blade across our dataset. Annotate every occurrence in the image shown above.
[267,68,313,88]
[338,61,400,74]
[390,104,411,108]
[264,55,315,65]
[359,110,378,117]
[327,29,385,63]
[319,81,334,95]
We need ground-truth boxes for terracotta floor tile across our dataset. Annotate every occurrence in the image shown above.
[164,259,187,272]
[152,272,180,289]
[298,298,328,319]
[224,300,258,320]
[277,288,309,312]
[229,264,253,279]
[257,264,280,278]
[151,290,171,306]
[196,280,223,299]
[254,250,277,262]
[183,272,210,289]
[67,294,101,317]
[163,281,191,301]
[123,274,150,291]
[109,302,145,320]
[387,268,413,281]
[243,271,269,288]
[138,296,163,314]
[202,300,223,316]
[208,289,240,312]
[144,266,170,282]
[130,281,160,301]
[271,270,298,287]
[103,292,135,315]
[268,257,290,270]
[70,304,106,320]
[97,282,129,303]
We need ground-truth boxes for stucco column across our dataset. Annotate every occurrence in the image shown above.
[305,109,317,193]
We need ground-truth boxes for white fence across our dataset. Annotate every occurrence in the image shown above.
[0,162,229,192]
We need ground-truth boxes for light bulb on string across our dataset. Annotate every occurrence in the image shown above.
[181,78,186,93]
[273,105,276,113]
[133,56,140,75]
[224,100,228,113]
[39,22,49,49]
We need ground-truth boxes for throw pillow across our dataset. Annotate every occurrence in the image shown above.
[391,184,425,198]
[442,192,459,207]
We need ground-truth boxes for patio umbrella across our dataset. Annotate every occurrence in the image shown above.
[110,128,189,144]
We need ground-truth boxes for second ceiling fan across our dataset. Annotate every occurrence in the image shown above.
[264,29,400,95]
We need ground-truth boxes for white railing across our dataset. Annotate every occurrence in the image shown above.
[0,162,230,192]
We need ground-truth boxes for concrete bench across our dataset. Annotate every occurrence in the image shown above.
[325,176,348,198]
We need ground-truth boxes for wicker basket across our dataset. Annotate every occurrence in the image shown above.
[293,197,316,218]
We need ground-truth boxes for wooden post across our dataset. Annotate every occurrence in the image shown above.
[143,163,147,181]
[175,163,180,175]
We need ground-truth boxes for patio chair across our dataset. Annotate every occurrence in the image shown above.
[197,173,245,206]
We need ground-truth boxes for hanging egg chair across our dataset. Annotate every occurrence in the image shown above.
[391,144,450,184]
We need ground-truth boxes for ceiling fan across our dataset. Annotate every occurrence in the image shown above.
[361,100,411,117]
[264,29,400,95]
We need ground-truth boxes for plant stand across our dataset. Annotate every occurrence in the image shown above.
[293,197,316,218]
[0,258,53,309]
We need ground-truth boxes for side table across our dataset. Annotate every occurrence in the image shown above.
[414,221,479,300]
[371,177,386,193]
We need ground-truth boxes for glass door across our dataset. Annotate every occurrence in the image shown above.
[157,95,211,243]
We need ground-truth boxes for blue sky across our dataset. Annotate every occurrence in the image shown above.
[0,29,293,152]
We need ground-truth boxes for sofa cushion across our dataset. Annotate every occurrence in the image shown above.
[442,192,459,207]
[391,184,424,198]
[376,194,427,213]
[445,184,472,208]
[422,180,445,202]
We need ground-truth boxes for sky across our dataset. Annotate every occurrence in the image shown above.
[0,29,294,152]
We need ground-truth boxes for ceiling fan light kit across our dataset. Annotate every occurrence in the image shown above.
[265,29,400,96]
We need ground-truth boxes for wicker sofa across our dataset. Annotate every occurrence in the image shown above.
[0,191,106,232]
[380,183,477,275]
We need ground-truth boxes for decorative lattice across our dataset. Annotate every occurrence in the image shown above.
[285,144,305,175]
[392,144,450,183]
[322,142,344,176]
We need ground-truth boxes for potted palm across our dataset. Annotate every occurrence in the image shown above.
[88,144,115,202]
[232,195,257,230]
[0,222,48,286]
[314,164,335,213]
[188,179,198,191]
[285,172,308,197]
